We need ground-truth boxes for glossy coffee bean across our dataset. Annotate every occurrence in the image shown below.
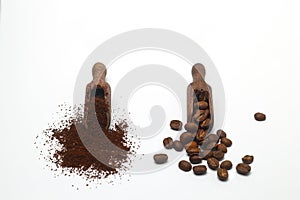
[179,160,192,172]
[221,137,232,147]
[242,155,254,164]
[213,150,224,161]
[254,112,266,121]
[217,168,228,181]
[189,155,202,164]
[193,165,207,175]
[207,157,219,170]
[220,160,232,170]
[163,137,173,149]
[236,163,251,175]
[216,129,227,138]
[170,120,183,130]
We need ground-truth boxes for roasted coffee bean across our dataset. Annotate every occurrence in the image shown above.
[195,129,207,142]
[207,134,220,143]
[200,118,211,129]
[221,137,232,147]
[173,140,184,152]
[217,168,228,181]
[254,112,266,121]
[236,163,251,175]
[153,154,168,164]
[200,150,213,160]
[217,143,227,153]
[180,132,195,145]
[198,109,210,122]
[186,147,200,156]
[193,165,207,175]
[184,122,198,133]
[213,150,224,161]
[189,155,202,164]
[194,101,209,110]
[217,129,227,138]
[163,137,173,149]
[220,160,232,170]
[207,157,219,170]
[178,160,192,172]
[242,155,254,164]
[170,120,183,130]
[185,141,198,150]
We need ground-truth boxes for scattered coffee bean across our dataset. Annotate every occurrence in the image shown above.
[184,122,198,133]
[163,137,173,149]
[220,160,232,170]
[242,155,254,164]
[180,132,195,145]
[193,165,207,175]
[236,163,251,175]
[173,140,184,152]
[185,141,198,150]
[254,112,266,121]
[221,137,232,147]
[194,101,209,110]
[217,168,228,181]
[189,155,202,164]
[217,143,227,153]
[216,129,227,138]
[186,147,200,156]
[207,157,219,170]
[179,160,192,172]
[170,120,183,130]
[153,154,168,164]
[213,150,224,161]
[195,129,207,143]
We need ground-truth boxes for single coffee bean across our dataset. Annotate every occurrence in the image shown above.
[185,141,198,150]
[180,132,195,145]
[207,157,219,170]
[163,137,173,149]
[242,155,254,164]
[186,147,200,156]
[193,165,207,175]
[178,160,192,172]
[198,109,210,122]
[200,118,211,129]
[254,112,266,121]
[195,129,207,142]
[217,168,228,181]
[153,154,168,164]
[173,140,184,152]
[217,143,227,153]
[213,150,225,161]
[170,120,183,130]
[184,122,198,133]
[200,150,213,160]
[221,137,232,147]
[194,101,209,110]
[216,129,227,138]
[220,160,232,170]
[207,134,220,143]
[236,163,251,175]
[189,155,202,164]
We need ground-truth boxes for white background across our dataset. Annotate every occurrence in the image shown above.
[1,0,300,199]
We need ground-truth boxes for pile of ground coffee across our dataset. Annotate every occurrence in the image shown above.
[37,100,136,184]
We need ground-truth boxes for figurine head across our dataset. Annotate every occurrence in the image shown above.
[92,62,107,80]
[192,63,206,80]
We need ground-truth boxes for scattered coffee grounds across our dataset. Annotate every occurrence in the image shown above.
[207,157,219,170]
[220,160,232,170]
[37,103,136,184]
[170,120,183,130]
[242,155,254,164]
[236,163,251,175]
[178,160,192,172]
[254,112,266,121]
[217,168,228,181]
[163,137,173,149]
[193,165,207,175]
[153,154,168,164]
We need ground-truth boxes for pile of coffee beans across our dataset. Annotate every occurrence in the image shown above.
[154,122,255,181]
